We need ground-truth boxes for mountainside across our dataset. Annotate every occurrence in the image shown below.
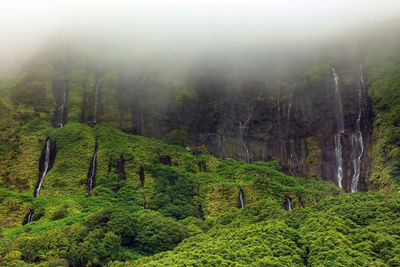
[1,21,400,266]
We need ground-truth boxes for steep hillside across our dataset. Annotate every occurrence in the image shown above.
[0,121,340,265]
[0,21,400,266]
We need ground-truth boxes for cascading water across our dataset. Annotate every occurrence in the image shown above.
[34,138,51,197]
[238,188,244,208]
[239,119,250,163]
[87,143,98,196]
[52,80,69,128]
[334,134,344,189]
[350,65,365,192]
[93,78,101,124]
[57,89,67,127]
[332,68,345,133]
[23,209,34,225]
[285,197,292,211]
[332,68,344,189]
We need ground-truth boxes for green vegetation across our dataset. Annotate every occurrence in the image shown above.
[133,193,400,266]
[366,42,400,193]
[0,119,342,265]
[1,29,400,266]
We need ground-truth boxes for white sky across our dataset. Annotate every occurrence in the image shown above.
[1,0,400,75]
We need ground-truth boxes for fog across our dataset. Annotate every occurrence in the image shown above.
[1,0,400,77]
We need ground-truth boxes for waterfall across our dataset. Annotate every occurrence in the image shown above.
[239,120,250,163]
[52,80,69,128]
[57,86,67,127]
[93,78,101,124]
[284,197,292,211]
[332,68,344,189]
[332,68,345,133]
[23,209,34,225]
[334,134,343,189]
[87,144,98,196]
[34,138,51,197]
[238,189,244,208]
[350,65,365,192]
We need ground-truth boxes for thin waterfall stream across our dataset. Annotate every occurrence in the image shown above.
[350,65,365,192]
[34,138,51,197]
[93,77,101,124]
[57,89,67,127]
[332,68,344,189]
[284,196,292,211]
[238,188,245,208]
[87,143,98,196]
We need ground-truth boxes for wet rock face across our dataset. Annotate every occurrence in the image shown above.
[81,73,103,127]
[283,197,292,211]
[35,139,57,196]
[23,209,34,225]
[194,68,372,191]
[108,66,372,191]
[87,143,98,196]
[52,80,69,128]
[38,139,57,178]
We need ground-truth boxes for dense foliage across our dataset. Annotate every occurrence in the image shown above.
[1,22,400,266]
[366,42,400,192]
[0,119,341,265]
[133,193,400,266]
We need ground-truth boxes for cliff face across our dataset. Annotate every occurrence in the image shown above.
[77,64,373,192]
[183,67,373,192]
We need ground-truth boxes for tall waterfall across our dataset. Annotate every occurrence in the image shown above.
[332,68,344,133]
[57,87,67,127]
[332,68,344,189]
[52,80,68,128]
[93,78,101,124]
[238,188,244,208]
[34,138,51,197]
[88,144,98,196]
[239,120,250,163]
[350,65,365,192]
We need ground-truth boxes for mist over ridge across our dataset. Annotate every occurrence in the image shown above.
[1,0,400,78]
